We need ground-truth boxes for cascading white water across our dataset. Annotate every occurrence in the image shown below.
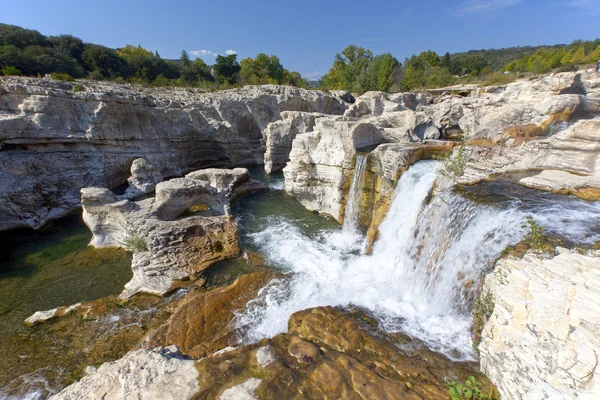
[235,160,600,360]
[342,154,368,235]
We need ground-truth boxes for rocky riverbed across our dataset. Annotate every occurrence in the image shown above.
[1,70,600,399]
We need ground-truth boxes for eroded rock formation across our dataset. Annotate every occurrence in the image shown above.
[81,164,266,297]
[0,79,350,231]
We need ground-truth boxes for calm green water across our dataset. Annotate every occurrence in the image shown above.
[0,215,132,336]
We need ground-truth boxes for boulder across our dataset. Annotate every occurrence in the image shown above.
[80,167,264,297]
[123,158,163,198]
[49,347,199,400]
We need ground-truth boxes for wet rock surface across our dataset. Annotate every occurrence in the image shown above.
[194,306,493,399]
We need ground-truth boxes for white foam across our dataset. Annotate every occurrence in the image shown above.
[235,160,600,360]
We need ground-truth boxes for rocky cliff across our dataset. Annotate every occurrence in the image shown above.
[0,78,350,231]
[480,249,600,399]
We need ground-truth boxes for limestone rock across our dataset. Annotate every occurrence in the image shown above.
[80,168,261,297]
[219,378,261,400]
[50,347,199,400]
[263,111,325,174]
[146,272,274,358]
[283,118,385,221]
[195,306,493,399]
[456,118,600,200]
[123,158,163,198]
[24,303,81,326]
[480,249,600,399]
[0,79,350,231]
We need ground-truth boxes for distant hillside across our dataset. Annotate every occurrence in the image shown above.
[449,44,568,71]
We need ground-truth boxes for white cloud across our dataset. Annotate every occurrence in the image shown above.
[567,0,600,15]
[451,0,523,16]
[189,49,238,59]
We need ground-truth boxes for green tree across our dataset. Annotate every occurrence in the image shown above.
[180,50,191,68]
[115,44,154,59]
[359,53,400,92]
[324,45,373,91]
[214,54,240,84]
[81,44,130,78]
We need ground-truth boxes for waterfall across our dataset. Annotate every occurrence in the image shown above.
[235,160,600,360]
[342,154,368,235]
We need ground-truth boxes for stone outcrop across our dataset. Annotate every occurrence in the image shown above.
[50,346,199,400]
[479,249,600,399]
[282,92,442,222]
[361,142,454,251]
[0,79,351,231]
[283,118,387,221]
[263,111,325,174]
[24,303,81,326]
[194,306,492,399]
[81,166,266,297]
[123,158,163,199]
[53,306,493,400]
[456,118,600,200]
[146,272,274,358]
[282,71,600,222]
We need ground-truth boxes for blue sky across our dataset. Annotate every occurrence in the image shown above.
[2,0,598,79]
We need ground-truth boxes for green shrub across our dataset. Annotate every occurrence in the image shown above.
[436,137,468,180]
[447,376,497,400]
[51,72,75,81]
[88,70,104,81]
[1,65,22,76]
[73,83,85,92]
[119,229,148,253]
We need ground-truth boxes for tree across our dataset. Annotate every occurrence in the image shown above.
[214,54,240,84]
[82,44,130,78]
[324,45,373,91]
[180,50,191,68]
[48,35,85,62]
[0,23,48,48]
[358,53,400,92]
[115,44,154,59]
[239,53,285,85]
[440,52,451,69]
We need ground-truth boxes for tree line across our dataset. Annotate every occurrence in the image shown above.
[321,39,600,92]
[2,23,599,92]
[0,23,307,88]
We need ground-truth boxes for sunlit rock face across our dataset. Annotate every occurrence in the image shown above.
[0,78,350,231]
[480,249,600,400]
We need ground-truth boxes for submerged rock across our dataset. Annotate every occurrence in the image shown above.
[146,271,274,358]
[480,249,600,399]
[194,306,493,399]
[24,303,81,326]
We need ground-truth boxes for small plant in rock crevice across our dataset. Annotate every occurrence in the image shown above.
[446,376,497,400]
[472,290,495,352]
[521,215,549,254]
[119,229,148,253]
[435,137,468,180]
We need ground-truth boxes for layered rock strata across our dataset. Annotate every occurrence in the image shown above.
[0,78,350,231]
[480,249,600,399]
